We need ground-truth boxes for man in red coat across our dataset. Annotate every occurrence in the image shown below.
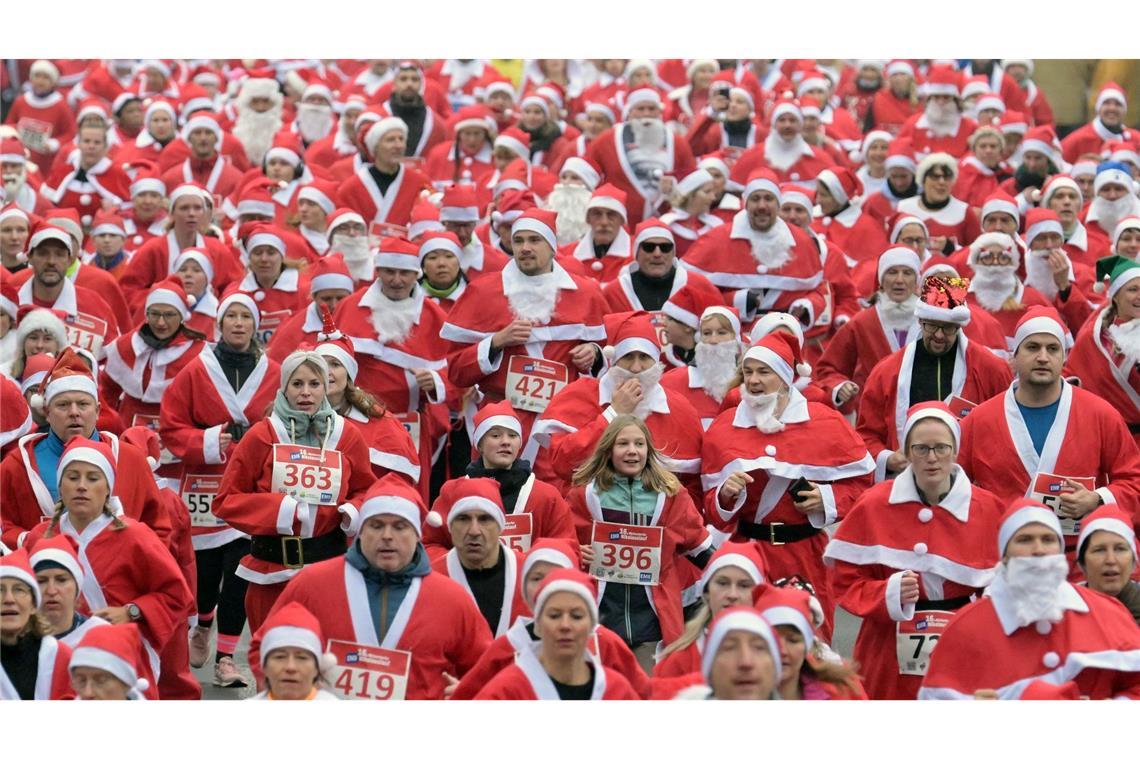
[337,117,431,235]
[561,184,632,284]
[858,275,1012,481]
[40,125,130,227]
[812,166,888,264]
[585,88,695,227]
[897,65,977,158]
[1060,83,1133,164]
[919,500,1140,699]
[3,60,76,175]
[728,97,835,187]
[160,113,244,199]
[438,184,509,280]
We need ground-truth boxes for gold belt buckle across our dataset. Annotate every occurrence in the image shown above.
[768,522,785,547]
[281,536,304,569]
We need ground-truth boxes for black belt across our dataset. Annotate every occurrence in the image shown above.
[737,521,821,545]
[1128,423,1140,435]
[249,530,347,569]
[915,596,972,612]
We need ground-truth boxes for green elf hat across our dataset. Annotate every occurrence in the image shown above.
[1095,254,1140,298]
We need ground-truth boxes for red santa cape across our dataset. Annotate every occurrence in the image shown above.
[815,303,921,411]
[898,112,978,158]
[15,277,120,358]
[473,646,639,700]
[337,163,430,231]
[1066,307,1140,442]
[101,330,205,428]
[813,203,889,265]
[585,124,696,226]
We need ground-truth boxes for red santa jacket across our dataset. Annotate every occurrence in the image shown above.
[4,90,75,171]
[337,163,431,232]
[1066,307,1140,443]
[342,406,421,485]
[266,302,329,364]
[304,129,358,173]
[824,469,1004,699]
[0,635,73,700]
[895,195,981,250]
[474,653,640,700]
[812,203,889,265]
[897,113,978,158]
[101,329,206,427]
[586,124,696,227]
[264,554,493,699]
[41,156,131,222]
[660,364,736,431]
[119,232,241,316]
[1061,119,1133,165]
[161,155,244,199]
[966,284,1092,349]
[15,277,120,357]
[954,156,1004,208]
[868,89,918,135]
[455,236,510,282]
[660,210,725,260]
[857,335,1013,480]
[231,268,310,346]
[424,141,496,189]
[814,303,920,412]
[9,262,131,344]
[430,546,526,639]
[601,262,719,316]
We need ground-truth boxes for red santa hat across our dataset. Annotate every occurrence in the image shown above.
[631,217,674,252]
[997,498,1063,557]
[374,237,421,272]
[314,305,358,382]
[602,311,661,362]
[120,425,162,472]
[701,607,781,684]
[57,436,118,494]
[326,208,367,240]
[90,210,126,239]
[770,95,803,125]
[362,117,409,159]
[923,65,962,98]
[492,188,536,227]
[169,182,209,208]
[999,110,1029,136]
[28,224,73,254]
[1012,306,1069,354]
[915,275,972,326]
[749,312,805,348]
[583,100,616,125]
[816,167,864,206]
[622,88,664,119]
[743,169,782,203]
[700,305,742,341]
[968,231,1018,268]
[307,254,353,297]
[902,401,962,450]
[29,59,60,84]
[755,585,817,650]
[980,190,1021,224]
[216,292,260,332]
[0,279,17,322]
[143,98,177,125]
[0,203,30,229]
[915,152,958,186]
[29,533,84,593]
[886,59,915,79]
[1020,126,1061,166]
[779,184,815,214]
[297,179,339,216]
[796,70,832,98]
[235,179,280,220]
[69,623,152,699]
[661,283,720,331]
[0,137,28,165]
[884,138,918,173]
[521,539,579,597]
[586,183,628,222]
[1096,82,1127,111]
[1114,217,1140,250]
[182,112,224,145]
[743,331,811,386]
[675,169,715,198]
[15,307,67,355]
[960,75,992,101]
[450,104,496,138]
[355,474,439,537]
[533,568,599,628]
[409,198,444,240]
[1076,505,1137,563]
[698,152,731,180]
[1104,140,1140,169]
[431,477,507,532]
[510,208,558,252]
[1020,680,1081,700]
[254,601,335,673]
[472,399,523,446]
[699,542,768,591]
[493,127,530,162]
[418,230,463,267]
[559,157,601,191]
[877,246,922,285]
[519,91,552,118]
[145,274,195,318]
[174,83,212,117]
[1023,208,1064,249]
[34,346,98,412]
[0,548,42,607]
[439,185,480,224]
[76,98,111,127]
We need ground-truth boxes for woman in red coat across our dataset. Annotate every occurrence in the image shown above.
[474,568,640,700]
[659,168,724,259]
[0,548,73,700]
[230,224,310,346]
[211,348,374,633]
[173,248,221,340]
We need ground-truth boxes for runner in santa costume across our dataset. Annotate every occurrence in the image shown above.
[211,349,374,633]
[895,152,981,253]
[473,568,640,700]
[40,126,131,227]
[857,276,1012,482]
[67,623,159,700]
[681,171,828,335]
[566,414,713,669]
[897,65,978,158]
[727,96,835,188]
[119,164,171,254]
[562,184,634,283]
[1067,255,1140,445]
[438,184,509,281]
[171,247,222,339]
[815,247,921,415]
[314,306,420,485]
[1060,83,1132,165]
[441,207,607,463]
[659,169,724,259]
[3,60,75,176]
[1084,162,1140,262]
[159,292,279,680]
[0,548,73,700]
[533,312,705,497]
[1076,505,1140,624]
[861,138,920,225]
[417,230,467,313]
[1,348,170,550]
[101,276,206,430]
[263,475,492,700]
[246,602,339,700]
[424,104,497,188]
[601,218,720,317]
[657,257,734,371]
[957,307,1140,570]
[267,252,357,365]
[425,478,527,638]
[919,500,1140,699]
[159,112,244,199]
[228,224,310,346]
[825,402,1005,699]
[673,605,782,700]
[22,438,194,700]
[661,305,743,430]
[450,538,650,699]
[337,117,431,233]
[811,167,888,265]
[422,401,575,560]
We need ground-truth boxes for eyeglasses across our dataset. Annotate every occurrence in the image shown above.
[898,236,927,247]
[977,251,1013,266]
[146,310,182,323]
[926,171,953,181]
[921,321,959,336]
[640,242,674,254]
[909,443,954,458]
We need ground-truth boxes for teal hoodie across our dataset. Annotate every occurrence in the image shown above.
[344,540,432,643]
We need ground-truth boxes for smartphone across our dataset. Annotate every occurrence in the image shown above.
[788,477,812,502]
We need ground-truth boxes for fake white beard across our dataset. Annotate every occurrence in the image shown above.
[740,388,786,433]
[1108,318,1140,366]
[876,292,918,331]
[2,168,26,198]
[1091,194,1140,233]
[368,289,420,344]
[923,101,960,136]
[629,117,667,152]
[1024,250,1061,301]
[748,220,794,269]
[694,340,740,402]
[233,107,283,165]
[545,183,593,245]
[505,270,562,324]
[297,103,334,143]
[607,362,665,420]
[763,133,808,172]
[330,234,373,281]
[996,554,1070,629]
[971,265,1018,311]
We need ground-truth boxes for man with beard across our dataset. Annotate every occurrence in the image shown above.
[304,95,364,172]
[0,136,51,214]
[661,305,743,430]
[957,308,1140,570]
[919,500,1140,700]
[586,89,696,227]
[858,276,1012,482]
[532,311,704,497]
[816,247,922,414]
[385,62,447,160]
[946,189,1024,275]
[425,105,497,188]
[601,218,719,317]
[682,171,828,334]
[861,138,919,225]
[703,331,874,637]
[548,101,614,173]
[159,113,243,200]
[290,81,337,149]
[562,184,631,282]
[229,76,284,167]
[439,184,508,280]
[729,97,834,188]
[546,157,600,246]
[813,167,888,265]
[865,60,920,135]
[999,126,1061,205]
[1061,83,1134,165]
[897,65,977,159]
[338,117,431,233]
[1084,162,1140,259]
[441,208,608,465]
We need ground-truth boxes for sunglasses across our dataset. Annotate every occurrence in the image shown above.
[640,242,674,254]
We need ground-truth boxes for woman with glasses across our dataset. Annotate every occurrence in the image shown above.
[825,402,1004,699]
[896,153,981,257]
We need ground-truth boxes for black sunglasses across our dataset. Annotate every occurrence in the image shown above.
[640,242,674,253]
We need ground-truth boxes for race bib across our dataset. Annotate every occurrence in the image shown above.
[63,312,108,356]
[589,521,664,586]
[895,609,954,676]
[130,414,160,430]
[16,117,51,151]
[649,312,670,347]
[506,356,568,413]
[1032,473,1095,536]
[256,309,290,345]
[500,513,533,553]
[946,395,977,419]
[371,222,409,242]
[393,411,420,448]
[326,640,411,701]
[271,445,343,505]
[181,473,224,529]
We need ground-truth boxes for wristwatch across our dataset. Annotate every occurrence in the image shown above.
[126,603,142,622]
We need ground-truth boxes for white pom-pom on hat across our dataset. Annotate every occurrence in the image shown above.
[29,392,45,414]
[425,511,443,528]
[1094,277,1108,294]
[796,362,812,378]
[764,445,777,456]
[319,652,338,674]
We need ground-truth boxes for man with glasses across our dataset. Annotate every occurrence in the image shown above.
[857,276,1012,481]
[897,153,980,257]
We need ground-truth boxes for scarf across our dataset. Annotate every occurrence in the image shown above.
[420,276,462,300]
[272,391,336,447]
[465,458,533,513]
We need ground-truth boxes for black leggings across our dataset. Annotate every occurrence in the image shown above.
[195,539,250,637]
